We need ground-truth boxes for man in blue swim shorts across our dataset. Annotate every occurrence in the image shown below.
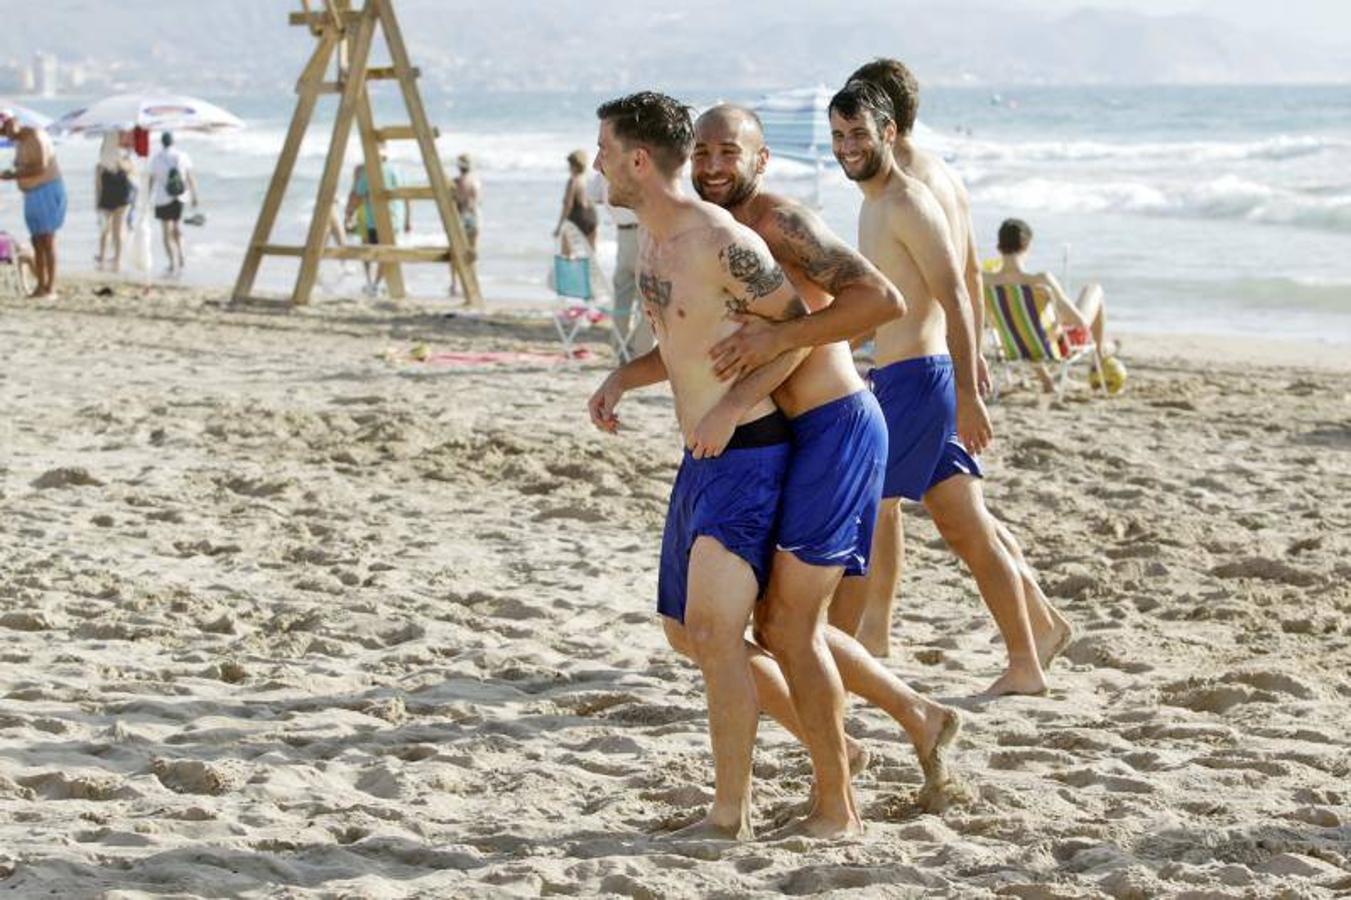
[586,92,813,842]
[687,105,963,839]
[1,110,65,298]
[825,81,1073,697]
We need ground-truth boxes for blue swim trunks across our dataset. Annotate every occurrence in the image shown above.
[657,415,791,623]
[777,390,887,576]
[872,355,983,501]
[23,179,67,238]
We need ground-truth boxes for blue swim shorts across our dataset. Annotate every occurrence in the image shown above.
[24,179,67,238]
[777,390,887,576]
[871,355,983,501]
[657,417,791,624]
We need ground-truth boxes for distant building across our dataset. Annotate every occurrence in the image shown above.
[33,51,58,98]
[66,63,87,90]
[0,61,31,94]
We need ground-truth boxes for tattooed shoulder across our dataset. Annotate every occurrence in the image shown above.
[771,205,870,295]
[719,242,785,299]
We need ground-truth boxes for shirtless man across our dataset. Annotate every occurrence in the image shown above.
[450,153,480,298]
[847,61,1075,667]
[689,104,960,837]
[822,80,1064,696]
[585,91,808,841]
[0,110,66,298]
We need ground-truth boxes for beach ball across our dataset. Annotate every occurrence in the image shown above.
[1089,356,1128,394]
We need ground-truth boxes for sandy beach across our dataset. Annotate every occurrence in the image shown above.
[1,279,1348,898]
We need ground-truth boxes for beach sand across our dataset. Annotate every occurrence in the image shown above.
[1,280,1348,898]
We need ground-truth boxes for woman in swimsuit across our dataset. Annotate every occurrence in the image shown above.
[553,149,597,256]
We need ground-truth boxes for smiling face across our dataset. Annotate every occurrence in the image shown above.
[691,109,766,210]
[830,108,893,182]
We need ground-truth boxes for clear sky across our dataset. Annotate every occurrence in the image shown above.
[1021,0,1351,46]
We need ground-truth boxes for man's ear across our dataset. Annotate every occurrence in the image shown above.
[883,120,898,145]
[755,145,769,176]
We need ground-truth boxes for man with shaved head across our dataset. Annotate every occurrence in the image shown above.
[687,103,961,839]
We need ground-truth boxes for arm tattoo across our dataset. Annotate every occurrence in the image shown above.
[773,208,870,296]
[639,272,672,308]
[720,243,785,299]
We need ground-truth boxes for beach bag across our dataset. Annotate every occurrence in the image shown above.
[166,165,186,198]
[132,127,150,158]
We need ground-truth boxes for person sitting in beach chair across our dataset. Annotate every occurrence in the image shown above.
[984,218,1120,395]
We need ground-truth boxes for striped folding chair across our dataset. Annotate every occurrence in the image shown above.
[985,281,1103,399]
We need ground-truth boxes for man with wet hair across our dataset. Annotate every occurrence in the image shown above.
[688,102,961,838]
[586,91,819,841]
[828,80,1070,696]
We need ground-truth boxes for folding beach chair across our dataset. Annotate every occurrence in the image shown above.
[984,281,1104,399]
[0,232,26,297]
[552,253,632,362]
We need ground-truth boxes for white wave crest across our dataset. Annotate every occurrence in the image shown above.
[973,173,1351,233]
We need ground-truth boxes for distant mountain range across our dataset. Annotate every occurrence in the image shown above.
[3,0,1347,95]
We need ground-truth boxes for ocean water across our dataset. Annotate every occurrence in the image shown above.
[8,84,1350,344]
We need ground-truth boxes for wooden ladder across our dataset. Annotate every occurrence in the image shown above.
[232,0,481,307]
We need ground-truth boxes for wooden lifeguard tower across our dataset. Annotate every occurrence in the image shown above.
[232,0,481,307]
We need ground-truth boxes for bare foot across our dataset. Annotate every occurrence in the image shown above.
[663,814,752,843]
[914,704,961,788]
[769,809,864,841]
[1037,614,1075,671]
[984,665,1048,697]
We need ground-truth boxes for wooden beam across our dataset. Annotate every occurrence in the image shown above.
[353,66,406,298]
[385,185,437,201]
[376,0,483,307]
[288,10,359,28]
[258,243,452,263]
[324,245,451,262]
[366,66,418,80]
[232,27,339,304]
[292,4,378,305]
[373,125,438,142]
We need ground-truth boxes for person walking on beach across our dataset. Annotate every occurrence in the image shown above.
[345,153,410,297]
[148,131,199,277]
[450,153,480,299]
[688,103,962,838]
[586,91,802,841]
[587,93,959,841]
[0,108,65,298]
[554,149,597,256]
[824,80,1069,696]
[94,132,135,274]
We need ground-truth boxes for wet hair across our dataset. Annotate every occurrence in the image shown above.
[566,149,588,173]
[596,91,695,176]
[849,58,920,136]
[828,81,894,133]
[161,131,174,147]
[998,218,1033,254]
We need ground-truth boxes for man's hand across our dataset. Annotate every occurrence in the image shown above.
[587,373,625,434]
[956,389,994,456]
[976,354,993,399]
[709,314,784,381]
[687,402,740,459]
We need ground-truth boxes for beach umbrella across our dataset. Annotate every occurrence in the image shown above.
[0,101,54,148]
[50,93,244,136]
